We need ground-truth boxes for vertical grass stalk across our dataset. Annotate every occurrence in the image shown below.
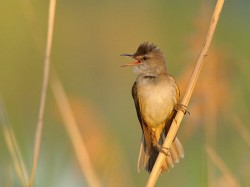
[0,97,29,186]
[29,0,57,186]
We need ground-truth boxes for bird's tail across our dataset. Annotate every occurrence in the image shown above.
[137,136,184,173]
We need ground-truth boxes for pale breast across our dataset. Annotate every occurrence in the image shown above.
[137,76,177,128]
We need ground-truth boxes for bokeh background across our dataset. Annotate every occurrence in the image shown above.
[1,0,250,186]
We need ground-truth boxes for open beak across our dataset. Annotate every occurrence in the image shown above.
[120,54,142,67]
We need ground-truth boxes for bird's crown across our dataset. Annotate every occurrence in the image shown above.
[134,42,161,56]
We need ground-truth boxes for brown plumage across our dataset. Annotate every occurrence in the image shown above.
[122,42,184,173]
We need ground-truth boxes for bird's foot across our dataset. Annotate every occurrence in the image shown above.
[175,104,190,115]
[156,144,170,156]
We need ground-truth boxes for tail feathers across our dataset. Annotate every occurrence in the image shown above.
[137,136,184,173]
[173,137,185,159]
[137,137,148,172]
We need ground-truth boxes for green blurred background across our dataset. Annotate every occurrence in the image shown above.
[1,0,250,186]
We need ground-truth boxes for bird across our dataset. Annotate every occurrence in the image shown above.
[121,42,184,173]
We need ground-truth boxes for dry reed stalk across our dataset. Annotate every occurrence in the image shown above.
[146,0,225,186]
[0,97,29,186]
[50,73,102,187]
[29,0,57,186]
[233,116,250,148]
[3,129,27,187]
[206,145,241,187]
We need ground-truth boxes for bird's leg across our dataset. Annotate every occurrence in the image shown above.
[175,103,190,115]
[151,131,170,156]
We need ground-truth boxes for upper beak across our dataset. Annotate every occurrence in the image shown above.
[120,54,133,57]
[120,54,142,67]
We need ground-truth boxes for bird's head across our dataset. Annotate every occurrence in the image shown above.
[121,42,167,75]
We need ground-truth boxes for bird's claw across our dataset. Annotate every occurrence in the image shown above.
[156,144,170,156]
[175,104,190,115]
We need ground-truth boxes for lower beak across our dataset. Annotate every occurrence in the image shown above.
[121,60,142,67]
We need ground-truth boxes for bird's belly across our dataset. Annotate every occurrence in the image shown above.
[140,88,176,128]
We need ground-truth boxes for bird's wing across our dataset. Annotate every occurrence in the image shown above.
[131,81,142,127]
[132,81,152,151]
[169,75,180,101]
[164,75,180,134]
[132,81,153,172]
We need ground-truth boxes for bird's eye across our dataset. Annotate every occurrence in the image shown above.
[142,56,148,61]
